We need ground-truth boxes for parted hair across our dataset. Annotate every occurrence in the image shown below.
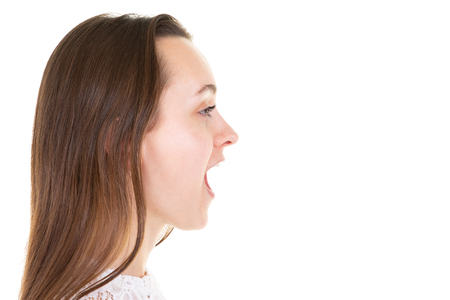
[20,13,191,300]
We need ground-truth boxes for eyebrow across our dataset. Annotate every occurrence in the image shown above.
[195,84,217,96]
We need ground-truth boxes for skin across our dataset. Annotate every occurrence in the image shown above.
[111,37,238,277]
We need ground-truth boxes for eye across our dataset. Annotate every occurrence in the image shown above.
[199,105,216,117]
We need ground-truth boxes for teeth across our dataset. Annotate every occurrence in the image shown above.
[216,163,220,168]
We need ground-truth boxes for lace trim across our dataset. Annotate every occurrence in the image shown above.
[77,269,166,300]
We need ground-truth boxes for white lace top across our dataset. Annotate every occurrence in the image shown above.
[78,269,166,300]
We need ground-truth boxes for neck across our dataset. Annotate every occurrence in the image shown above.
[110,216,167,277]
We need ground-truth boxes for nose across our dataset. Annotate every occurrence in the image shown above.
[214,114,239,148]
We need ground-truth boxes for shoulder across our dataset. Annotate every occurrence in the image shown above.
[76,269,166,300]
[78,289,112,300]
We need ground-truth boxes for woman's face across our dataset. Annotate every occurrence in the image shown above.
[141,37,238,230]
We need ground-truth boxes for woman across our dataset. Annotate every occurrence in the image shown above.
[20,13,238,300]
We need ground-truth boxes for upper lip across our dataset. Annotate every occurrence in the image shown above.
[206,158,225,172]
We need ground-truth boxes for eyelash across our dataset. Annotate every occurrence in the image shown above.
[200,105,216,117]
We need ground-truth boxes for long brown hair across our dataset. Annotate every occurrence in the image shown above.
[20,13,191,300]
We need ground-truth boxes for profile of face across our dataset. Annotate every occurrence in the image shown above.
[141,37,238,231]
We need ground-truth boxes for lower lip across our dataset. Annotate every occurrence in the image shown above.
[204,173,215,198]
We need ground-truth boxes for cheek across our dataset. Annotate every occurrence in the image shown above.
[151,124,210,183]
[141,122,212,226]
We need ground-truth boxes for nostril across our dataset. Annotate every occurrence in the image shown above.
[215,129,238,147]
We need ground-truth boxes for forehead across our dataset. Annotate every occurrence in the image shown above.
[156,37,215,94]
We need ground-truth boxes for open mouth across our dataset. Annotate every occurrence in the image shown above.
[205,172,212,190]
[205,161,222,197]
[204,172,215,197]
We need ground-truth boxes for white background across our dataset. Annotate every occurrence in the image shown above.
[1,0,449,299]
